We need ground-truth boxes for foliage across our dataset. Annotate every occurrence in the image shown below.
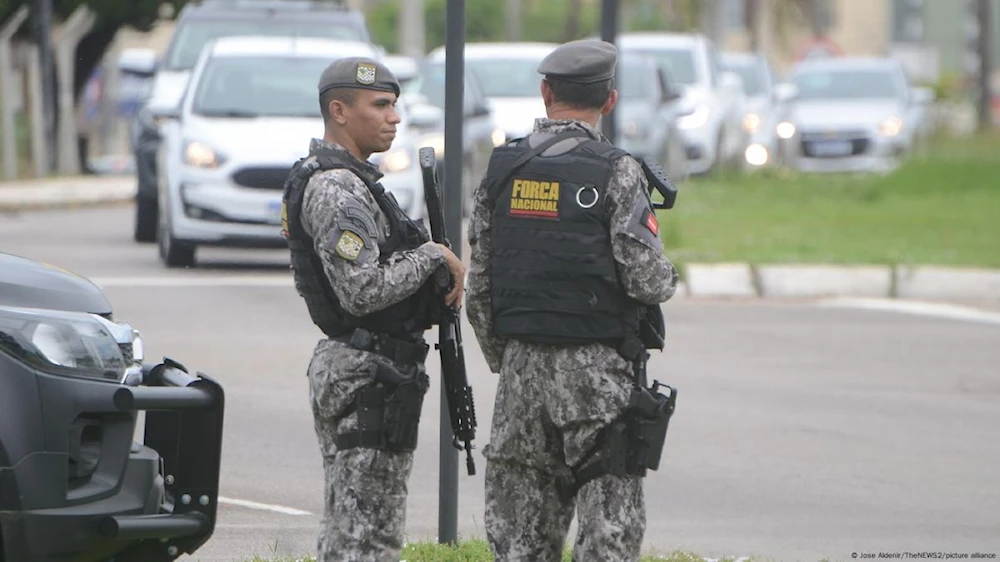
[662,134,1000,268]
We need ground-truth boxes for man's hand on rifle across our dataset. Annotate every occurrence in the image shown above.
[436,243,466,309]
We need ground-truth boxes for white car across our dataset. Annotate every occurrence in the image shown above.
[773,57,935,174]
[426,42,558,142]
[619,32,747,175]
[155,37,425,268]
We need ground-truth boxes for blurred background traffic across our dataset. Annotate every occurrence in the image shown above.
[0,0,997,267]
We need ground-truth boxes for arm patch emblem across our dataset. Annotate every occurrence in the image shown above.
[334,231,365,261]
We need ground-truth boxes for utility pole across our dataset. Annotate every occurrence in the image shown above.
[601,0,618,143]
[977,0,995,131]
[34,0,56,174]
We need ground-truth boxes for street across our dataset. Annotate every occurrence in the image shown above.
[2,204,999,562]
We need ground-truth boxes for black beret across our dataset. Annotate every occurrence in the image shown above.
[537,39,618,84]
[318,56,400,97]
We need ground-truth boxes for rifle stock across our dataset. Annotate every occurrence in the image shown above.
[418,147,478,476]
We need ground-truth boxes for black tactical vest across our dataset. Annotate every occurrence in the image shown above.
[484,131,642,346]
[282,146,440,338]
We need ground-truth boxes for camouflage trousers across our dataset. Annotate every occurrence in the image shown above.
[483,341,647,562]
[307,340,416,562]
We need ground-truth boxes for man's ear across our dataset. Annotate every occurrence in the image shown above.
[328,99,350,125]
[540,79,554,108]
[600,89,619,116]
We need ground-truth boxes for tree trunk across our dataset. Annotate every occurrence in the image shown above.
[564,0,583,41]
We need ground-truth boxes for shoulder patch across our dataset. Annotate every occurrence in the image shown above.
[334,230,365,261]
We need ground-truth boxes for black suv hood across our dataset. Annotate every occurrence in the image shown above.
[0,252,112,316]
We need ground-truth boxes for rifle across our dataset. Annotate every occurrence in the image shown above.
[417,147,478,476]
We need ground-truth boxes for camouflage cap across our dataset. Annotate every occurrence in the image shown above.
[537,39,618,84]
[318,56,400,97]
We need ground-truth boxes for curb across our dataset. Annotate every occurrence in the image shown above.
[679,263,1000,302]
[0,176,136,212]
[2,177,998,302]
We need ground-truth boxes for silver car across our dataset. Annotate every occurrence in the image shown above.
[155,37,424,268]
[721,51,784,169]
[615,54,689,181]
[773,57,935,174]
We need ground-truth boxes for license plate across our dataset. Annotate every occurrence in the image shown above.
[811,140,852,157]
[267,200,283,225]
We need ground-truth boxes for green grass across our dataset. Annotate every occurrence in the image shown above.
[659,133,1000,269]
[244,538,744,562]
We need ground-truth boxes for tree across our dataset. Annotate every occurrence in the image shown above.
[1,0,184,102]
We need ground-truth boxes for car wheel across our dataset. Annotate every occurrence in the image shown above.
[133,196,158,243]
[158,216,196,268]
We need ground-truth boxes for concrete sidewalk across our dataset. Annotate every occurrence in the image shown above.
[0,174,136,211]
[2,175,998,302]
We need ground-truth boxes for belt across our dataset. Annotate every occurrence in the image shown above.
[333,328,429,366]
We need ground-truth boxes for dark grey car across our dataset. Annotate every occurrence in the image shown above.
[402,60,503,216]
[0,252,225,561]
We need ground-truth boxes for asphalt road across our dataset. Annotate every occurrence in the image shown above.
[2,204,999,562]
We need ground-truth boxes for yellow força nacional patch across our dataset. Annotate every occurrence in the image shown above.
[334,230,365,261]
[509,177,560,219]
[356,62,377,85]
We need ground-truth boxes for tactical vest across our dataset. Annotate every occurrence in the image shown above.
[282,146,439,338]
[485,131,642,346]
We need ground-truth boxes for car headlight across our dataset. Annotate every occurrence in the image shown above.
[491,128,506,147]
[878,116,903,137]
[420,133,446,158]
[374,148,413,174]
[0,306,134,382]
[742,113,762,134]
[745,143,769,166]
[776,121,796,139]
[183,140,226,169]
[677,104,710,130]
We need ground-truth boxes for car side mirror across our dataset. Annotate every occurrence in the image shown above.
[661,85,683,103]
[774,83,799,103]
[469,103,491,118]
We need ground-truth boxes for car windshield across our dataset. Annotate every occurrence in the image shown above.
[726,60,765,96]
[466,57,545,98]
[791,68,902,101]
[405,62,450,108]
[619,60,657,100]
[165,20,365,70]
[632,48,698,85]
[192,56,330,118]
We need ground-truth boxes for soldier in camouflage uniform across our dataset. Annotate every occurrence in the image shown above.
[466,40,679,561]
[281,57,465,562]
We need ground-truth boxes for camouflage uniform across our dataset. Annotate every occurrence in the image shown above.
[466,119,679,561]
[300,138,447,562]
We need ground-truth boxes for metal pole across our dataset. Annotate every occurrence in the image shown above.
[601,0,619,143]
[33,0,56,174]
[439,0,465,546]
[977,0,994,131]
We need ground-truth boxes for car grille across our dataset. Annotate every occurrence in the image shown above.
[231,166,293,190]
[800,130,870,158]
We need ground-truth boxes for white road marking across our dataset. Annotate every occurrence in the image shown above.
[218,496,312,516]
[90,276,294,288]
[819,298,1000,327]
